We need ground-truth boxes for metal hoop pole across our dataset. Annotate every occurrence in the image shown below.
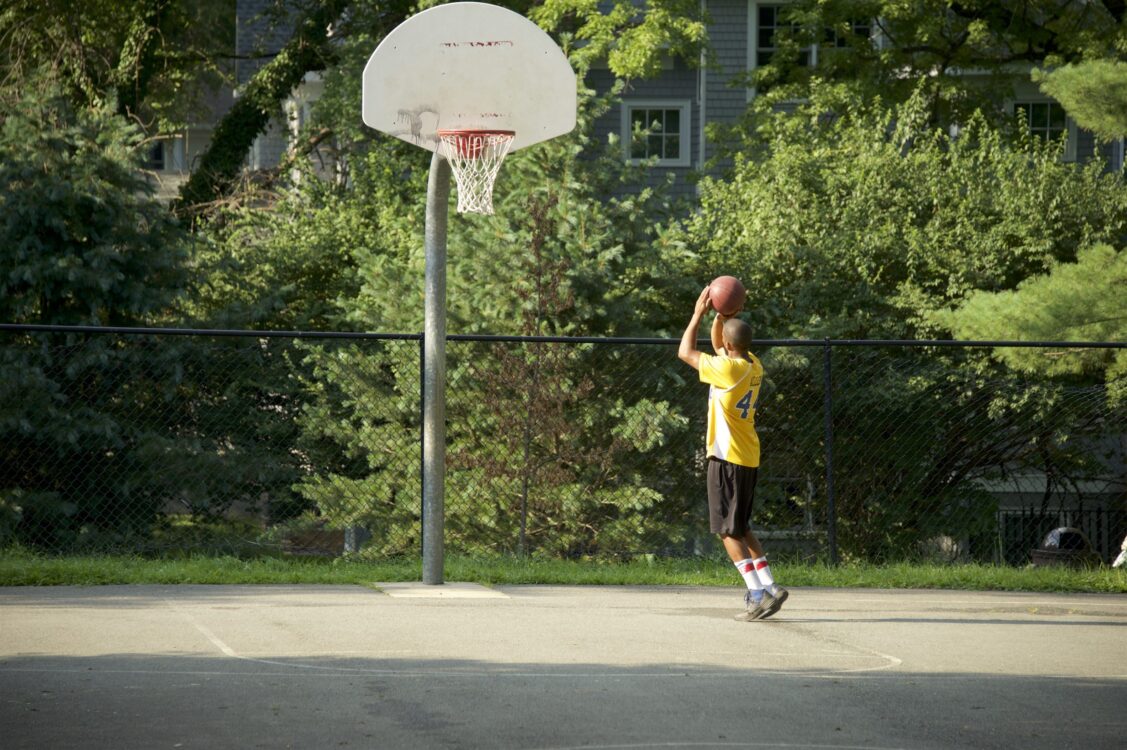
[422,149,450,585]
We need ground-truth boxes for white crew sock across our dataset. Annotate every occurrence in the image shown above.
[734,558,764,601]
[753,556,779,595]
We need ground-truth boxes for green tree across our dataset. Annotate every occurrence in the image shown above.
[0,0,401,216]
[173,0,359,217]
[272,56,701,555]
[0,71,311,550]
[0,1,717,552]
[0,75,187,326]
[0,74,190,546]
[532,0,707,79]
[689,88,1127,340]
[937,244,1127,403]
[0,0,235,132]
[747,1,1125,126]
[680,91,1127,560]
[437,196,694,557]
[1036,61,1127,140]
[181,0,710,217]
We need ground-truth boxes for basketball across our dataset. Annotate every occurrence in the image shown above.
[709,275,746,316]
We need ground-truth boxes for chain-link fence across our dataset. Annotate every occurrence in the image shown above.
[2,325,1124,565]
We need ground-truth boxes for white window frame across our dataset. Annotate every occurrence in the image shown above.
[747,2,873,102]
[621,99,692,168]
[751,3,812,70]
[170,136,185,171]
[748,2,812,101]
[1009,99,1077,161]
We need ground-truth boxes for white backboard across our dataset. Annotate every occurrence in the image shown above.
[362,2,577,153]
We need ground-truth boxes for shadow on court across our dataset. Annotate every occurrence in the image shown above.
[2,585,1125,749]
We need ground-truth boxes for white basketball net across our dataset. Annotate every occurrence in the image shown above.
[437,130,515,215]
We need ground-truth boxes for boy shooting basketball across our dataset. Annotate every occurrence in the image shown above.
[678,285,788,621]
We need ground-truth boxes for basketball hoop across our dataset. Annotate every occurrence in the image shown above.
[437,129,515,215]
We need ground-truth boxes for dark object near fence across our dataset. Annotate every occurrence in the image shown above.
[1031,527,1102,568]
[282,528,346,557]
[281,524,372,557]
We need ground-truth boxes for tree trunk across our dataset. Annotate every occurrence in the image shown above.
[172,0,350,220]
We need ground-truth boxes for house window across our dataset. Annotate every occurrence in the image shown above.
[146,141,165,171]
[825,20,872,48]
[749,3,872,99]
[756,5,811,68]
[623,101,691,167]
[1015,101,1067,143]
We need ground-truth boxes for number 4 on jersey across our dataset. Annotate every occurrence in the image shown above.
[736,389,757,419]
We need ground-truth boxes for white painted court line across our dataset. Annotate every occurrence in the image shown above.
[767,621,903,674]
[155,590,901,678]
[190,622,238,657]
[6,665,1120,682]
[376,582,509,598]
[836,645,902,673]
[128,599,903,679]
[536,742,912,750]
[777,593,1127,608]
[0,664,908,680]
[163,598,241,658]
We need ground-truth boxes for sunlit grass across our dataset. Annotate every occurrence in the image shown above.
[1,547,1124,592]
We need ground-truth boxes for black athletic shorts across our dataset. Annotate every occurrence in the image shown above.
[706,458,758,536]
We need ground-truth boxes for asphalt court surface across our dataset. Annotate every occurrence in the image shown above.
[2,584,1125,749]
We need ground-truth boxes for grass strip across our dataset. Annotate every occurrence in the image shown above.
[2,550,1125,592]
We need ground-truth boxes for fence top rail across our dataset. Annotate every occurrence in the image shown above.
[0,323,418,342]
[807,338,1127,349]
[456,335,1127,349]
[1,323,1123,349]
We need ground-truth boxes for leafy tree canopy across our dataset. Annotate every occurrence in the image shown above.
[0,70,188,325]
[682,86,1127,341]
[0,0,235,133]
[0,71,197,549]
[532,0,707,79]
[1036,60,1127,140]
[174,0,708,217]
[935,244,1127,401]
[740,0,1125,129]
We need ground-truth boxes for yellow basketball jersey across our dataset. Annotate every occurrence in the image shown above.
[699,352,764,468]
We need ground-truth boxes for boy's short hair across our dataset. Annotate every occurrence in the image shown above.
[723,318,754,353]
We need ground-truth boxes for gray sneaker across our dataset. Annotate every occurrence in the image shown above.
[734,590,769,621]
[758,586,789,619]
